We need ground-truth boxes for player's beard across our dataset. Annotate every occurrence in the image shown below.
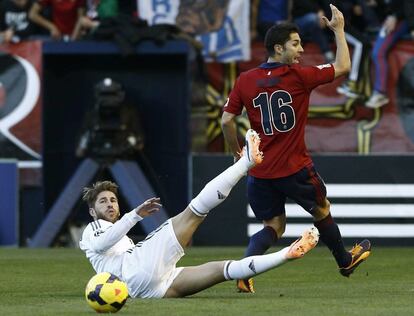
[96,209,120,223]
[107,211,120,223]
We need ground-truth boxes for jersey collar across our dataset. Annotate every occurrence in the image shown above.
[259,62,285,69]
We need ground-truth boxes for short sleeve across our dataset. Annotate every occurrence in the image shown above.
[223,76,244,115]
[296,64,335,91]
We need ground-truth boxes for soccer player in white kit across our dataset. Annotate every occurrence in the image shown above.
[80,129,319,299]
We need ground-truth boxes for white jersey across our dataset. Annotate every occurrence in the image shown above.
[79,211,143,278]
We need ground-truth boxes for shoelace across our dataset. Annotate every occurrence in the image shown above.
[350,244,363,257]
[238,279,254,292]
[247,279,254,292]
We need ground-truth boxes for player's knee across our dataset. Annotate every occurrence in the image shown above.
[263,216,285,238]
[322,198,331,211]
[312,199,331,220]
[275,225,285,238]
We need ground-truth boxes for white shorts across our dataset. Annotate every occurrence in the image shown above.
[121,219,185,298]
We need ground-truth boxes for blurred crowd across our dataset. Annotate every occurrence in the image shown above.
[252,0,386,59]
[1,0,413,108]
[251,0,414,108]
[0,0,136,42]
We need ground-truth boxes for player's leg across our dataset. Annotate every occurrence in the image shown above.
[366,22,407,108]
[345,24,372,81]
[291,165,372,277]
[171,129,263,248]
[337,31,363,98]
[246,177,287,256]
[245,215,286,259]
[237,176,287,293]
[312,198,371,277]
[237,215,286,293]
[163,261,226,298]
[164,227,319,298]
[312,198,351,266]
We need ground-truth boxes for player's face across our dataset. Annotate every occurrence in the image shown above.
[281,33,304,64]
[92,191,120,223]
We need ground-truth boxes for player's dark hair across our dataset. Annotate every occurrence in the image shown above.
[264,22,300,56]
[82,181,119,208]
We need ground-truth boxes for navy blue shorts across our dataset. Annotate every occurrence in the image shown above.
[247,165,327,221]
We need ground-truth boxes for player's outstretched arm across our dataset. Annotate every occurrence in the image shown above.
[133,197,162,218]
[322,4,350,78]
[221,111,242,162]
[82,203,160,253]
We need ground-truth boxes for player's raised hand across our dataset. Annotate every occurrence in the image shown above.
[322,4,345,32]
[134,197,162,217]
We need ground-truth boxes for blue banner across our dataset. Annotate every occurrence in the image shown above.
[0,160,18,246]
[138,0,250,62]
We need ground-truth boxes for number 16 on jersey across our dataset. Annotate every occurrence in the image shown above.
[253,90,296,135]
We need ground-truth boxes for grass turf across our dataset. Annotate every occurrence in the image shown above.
[0,246,413,315]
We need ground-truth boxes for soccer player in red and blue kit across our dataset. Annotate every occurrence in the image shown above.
[222,4,371,293]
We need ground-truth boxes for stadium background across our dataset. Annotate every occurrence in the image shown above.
[1,1,414,248]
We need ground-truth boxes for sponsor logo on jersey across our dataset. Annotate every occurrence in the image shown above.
[224,97,229,107]
[94,230,104,237]
[316,64,332,69]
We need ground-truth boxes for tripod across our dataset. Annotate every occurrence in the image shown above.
[28,158,168,248]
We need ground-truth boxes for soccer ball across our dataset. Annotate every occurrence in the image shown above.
[85,272,129,313]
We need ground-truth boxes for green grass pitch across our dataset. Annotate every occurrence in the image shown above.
[0,246,413,316]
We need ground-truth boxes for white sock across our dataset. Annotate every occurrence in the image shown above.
[223,247,289,280]
[189,156,251,217]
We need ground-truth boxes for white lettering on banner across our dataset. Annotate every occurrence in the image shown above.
[5,12,29,31]
[198,0,249,62]
[138,0,179,25]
